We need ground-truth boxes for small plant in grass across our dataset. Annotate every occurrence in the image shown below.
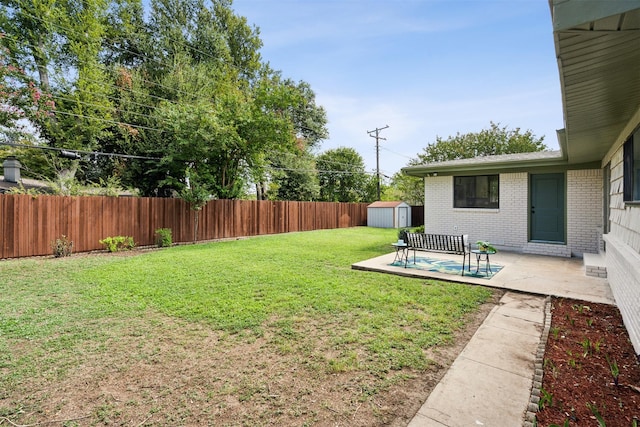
[606,354,619,386]
[51,235,73,257]
[550,326,560,340]
[99,236,135,252]
[154,228,172,248]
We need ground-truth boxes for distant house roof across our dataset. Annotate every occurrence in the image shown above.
[0,176,51,194]
[368,201,408,208]
[0,176,136,196]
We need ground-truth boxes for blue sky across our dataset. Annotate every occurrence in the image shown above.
[232,0,563,176]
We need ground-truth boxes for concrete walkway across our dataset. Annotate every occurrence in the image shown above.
[352,251,615,426]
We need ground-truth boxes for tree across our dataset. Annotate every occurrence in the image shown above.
[416,121,547,163]
[126,0,298,199]
[316,147,370,203]
[0,44,55,135]
[259,77,328,201]
[268,150,319,201]
[385,170,423,205]
[0,0,329,199]
[0,0,60,92]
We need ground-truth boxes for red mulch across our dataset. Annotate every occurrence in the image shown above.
[536,297,640,426]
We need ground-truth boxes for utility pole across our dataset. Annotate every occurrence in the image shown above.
[367,125,389,200]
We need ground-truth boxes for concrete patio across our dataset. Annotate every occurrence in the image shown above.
[351,250,615,426]
[352,249,614,305]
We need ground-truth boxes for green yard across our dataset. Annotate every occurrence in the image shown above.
[0,227,495,426]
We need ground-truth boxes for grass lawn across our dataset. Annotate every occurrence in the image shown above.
[0,227,496,426]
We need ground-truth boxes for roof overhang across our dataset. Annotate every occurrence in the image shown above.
[403,150,599,177]
[552,0,640,165]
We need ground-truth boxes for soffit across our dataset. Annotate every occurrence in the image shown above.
[553,0,640,164]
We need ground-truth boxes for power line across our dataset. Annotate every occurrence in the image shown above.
[53,110,161,132]
[0,141,162,160]
[270,150,372,172]
[0,33,188,107]
[268,165,376,176]
[380,146,414,161]
[1,142,378,178]
[51,92,157,123]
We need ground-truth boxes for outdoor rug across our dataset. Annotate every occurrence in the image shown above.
[390,256,503,279]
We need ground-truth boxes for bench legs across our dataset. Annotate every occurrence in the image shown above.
[462,252,470,276]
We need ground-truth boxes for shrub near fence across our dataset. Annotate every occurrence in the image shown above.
[0,195,369,259]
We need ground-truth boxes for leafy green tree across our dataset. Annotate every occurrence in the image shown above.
[180,168,211,241]
[385,171,423,205]
[0,132,56,180]
[416,121,547,163]
[285,79,328,149]
[0,0,59,92]
[362,172,382,203]
[268,151,319,201]
[0,0,329,200]
[1,0,115,187]
[259,77,328,201]
[102,0,150,67]
[0,45,55,135]
[316,147,369,203]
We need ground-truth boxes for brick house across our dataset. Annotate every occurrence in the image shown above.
[403,0,640,355]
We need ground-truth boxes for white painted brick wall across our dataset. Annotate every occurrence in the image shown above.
[604,234,640,356]
[604,141,640,356]
[522,242,571,257]
[424,171,601,257]
[567,169,603,256]
[423,173,528,251]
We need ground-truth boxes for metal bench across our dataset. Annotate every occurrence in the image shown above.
[404,232,470,274]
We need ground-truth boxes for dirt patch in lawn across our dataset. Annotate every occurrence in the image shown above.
[0,277,504,427]
[536,297,640,427]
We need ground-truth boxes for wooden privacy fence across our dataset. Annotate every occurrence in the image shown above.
[0,194,368,259]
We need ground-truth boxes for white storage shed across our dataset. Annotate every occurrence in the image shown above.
[367,201,411,229]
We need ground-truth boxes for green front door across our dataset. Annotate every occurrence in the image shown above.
[530,173,565,242]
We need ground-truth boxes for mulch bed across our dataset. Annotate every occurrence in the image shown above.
[536,297,640,426]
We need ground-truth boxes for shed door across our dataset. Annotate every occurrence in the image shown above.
[530,173,565,242]
[398,207,408,228]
